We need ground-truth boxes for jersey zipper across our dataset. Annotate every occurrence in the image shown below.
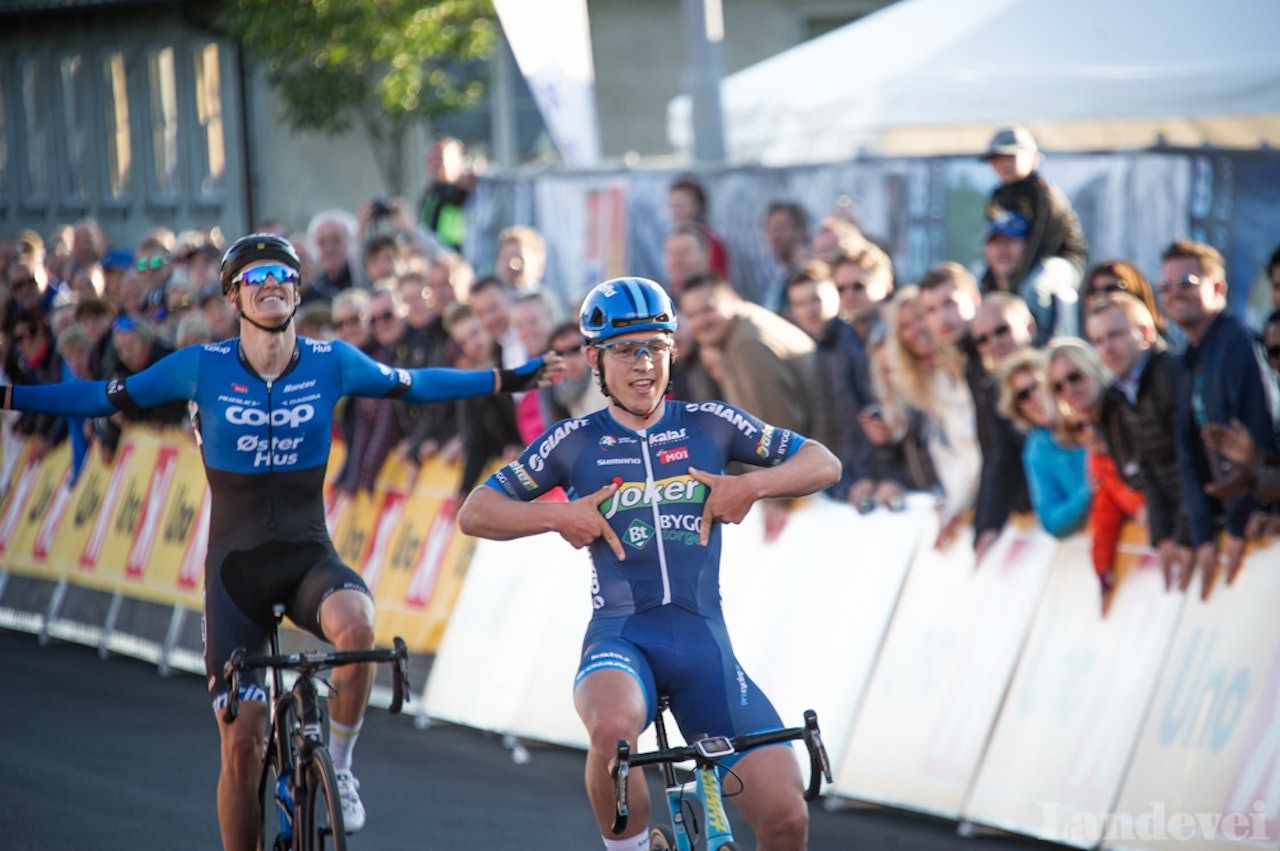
[639,432,671,606]
[265,378,276,533]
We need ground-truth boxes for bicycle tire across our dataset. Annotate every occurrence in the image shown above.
[649,824,676,850]
[260,757,290,851]
[299,747,347,851]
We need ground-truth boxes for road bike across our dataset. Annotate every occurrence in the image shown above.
[222,605,411,851]
[610,694,832,851]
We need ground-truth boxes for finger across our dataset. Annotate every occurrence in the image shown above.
[590,482,620,505]
[688,466,715,486]
[699,503,714,546]
[601,524,625,560]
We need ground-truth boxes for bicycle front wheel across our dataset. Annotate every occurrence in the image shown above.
[299,747,347,851]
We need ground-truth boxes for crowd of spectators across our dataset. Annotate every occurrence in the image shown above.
[3,127,1279,616]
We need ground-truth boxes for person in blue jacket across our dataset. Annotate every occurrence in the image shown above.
[458,277,840,851]
[0,233,554,851]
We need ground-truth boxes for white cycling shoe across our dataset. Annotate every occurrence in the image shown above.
[334,769,366,833]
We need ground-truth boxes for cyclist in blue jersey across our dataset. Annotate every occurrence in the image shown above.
[458,277,840,851]
[0,233,556,851]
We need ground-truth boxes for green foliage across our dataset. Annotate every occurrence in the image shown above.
[220,0,497,136]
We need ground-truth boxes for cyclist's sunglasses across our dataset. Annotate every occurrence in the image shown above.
[234,263,300,287]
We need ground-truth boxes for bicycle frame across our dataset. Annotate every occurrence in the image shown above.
[651,705,736,851]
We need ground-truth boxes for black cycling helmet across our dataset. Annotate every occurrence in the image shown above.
[220,233,300,295]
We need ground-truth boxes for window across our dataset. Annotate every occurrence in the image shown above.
[102,51,132,200]
[59,54,91,206]
[192,42,225,197]
[20,57,48,202]
[147,46,179,197]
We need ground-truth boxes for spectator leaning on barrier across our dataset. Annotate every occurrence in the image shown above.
[1075,414,1145,617]
[1161,238,1280,597]
[863,321,938,503]
[1084,293,1191,591]
[0,233,556,851]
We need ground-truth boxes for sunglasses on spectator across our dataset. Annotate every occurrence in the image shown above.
[370,311,398,324]
[553,343,583,357]
[1158,274,1206,293]
[137,254,167,271]
[1068,420,1092,434]
[1013,381,1039,404]
[1051,370,1087,395]
[972,323,1011,348]
[1086,282,1128,297]
[9,275,35,292]
[234,263,299,287]
[595,338,673,362]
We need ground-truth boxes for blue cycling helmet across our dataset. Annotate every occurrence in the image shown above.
[579,277,677,343]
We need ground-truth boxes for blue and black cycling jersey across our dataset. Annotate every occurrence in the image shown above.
[483,401,807,620]
[11,336,505,553]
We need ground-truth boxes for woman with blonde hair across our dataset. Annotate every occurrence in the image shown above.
[997,347,1090,539]
[883,284,979,547]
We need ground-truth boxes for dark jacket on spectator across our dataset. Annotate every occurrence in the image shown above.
[1104,346,1188,547]
[987,172,1088,285]
[1175,312,1280,546]
[964,336,1031,542]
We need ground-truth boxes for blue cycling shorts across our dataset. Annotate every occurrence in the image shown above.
[574,605,783,765]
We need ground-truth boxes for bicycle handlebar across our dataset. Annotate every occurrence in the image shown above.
[221,640,412,724]
[608,708,833,835]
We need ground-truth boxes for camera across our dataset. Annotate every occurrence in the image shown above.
[370,197,394,218]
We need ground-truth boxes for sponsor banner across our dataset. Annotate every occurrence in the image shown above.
[132,437,206,606]
[962,524,1186,847]
[84,432,162,592]
[0,446,41,559]
[331,487,378,570]
[1105,538,1280,850]
[48,449,112,576]
[833,515,1057,817]
[1,442,72,575]
[422,529,592,748]
[720,494,932,772]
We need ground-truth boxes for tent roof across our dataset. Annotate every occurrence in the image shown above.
[669,0,1280,164]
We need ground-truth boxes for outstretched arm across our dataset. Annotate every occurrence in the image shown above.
[457,483,625,560]
[689,440,841,545]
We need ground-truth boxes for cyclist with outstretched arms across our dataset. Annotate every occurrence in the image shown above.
[0,234,555,851]
[458,277,840,851]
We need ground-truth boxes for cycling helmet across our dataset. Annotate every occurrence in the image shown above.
[579,277,677,343]
[220,233,300,295]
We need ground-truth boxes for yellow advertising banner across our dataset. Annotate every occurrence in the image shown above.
[48,448,114,578]
[0,441,72,579]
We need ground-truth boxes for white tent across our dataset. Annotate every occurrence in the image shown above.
[668,0,1280,164]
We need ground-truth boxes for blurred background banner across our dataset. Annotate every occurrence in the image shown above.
[494,0,601,168]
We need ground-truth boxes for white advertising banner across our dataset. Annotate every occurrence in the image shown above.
[494,0,601,167]
[1105,540,1280,850]
[962,527,1186,847]
[720,493,932,771]
[833,516,1057,817]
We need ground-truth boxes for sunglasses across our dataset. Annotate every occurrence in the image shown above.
[136,254,167,271]
[1051,370,1087,395]
[1158,274,1206,293]
[595,337,673,362]
[972,323,1011,348]
[234,263,299,287]
[553,343,583,357]
[1068,421,1092,435]
[9,276,35,292]
[1013,381,1038,404]
[1087,282,1128,298]
[370,311,398,324]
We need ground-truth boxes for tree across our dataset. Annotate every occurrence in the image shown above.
[220,0,497,194]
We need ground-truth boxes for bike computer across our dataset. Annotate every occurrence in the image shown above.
[694,736,736,759]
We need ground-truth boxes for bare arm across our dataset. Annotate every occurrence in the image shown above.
[688,440,842,545]
[457,483,625,559]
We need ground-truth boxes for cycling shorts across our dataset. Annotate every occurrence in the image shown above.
[203,539,370,703]
[574,605,783,766]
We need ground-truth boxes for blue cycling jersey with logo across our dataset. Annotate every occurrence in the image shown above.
[484,400,806,619]
[11,337,501,553]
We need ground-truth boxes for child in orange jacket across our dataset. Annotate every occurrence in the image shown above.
[1074,420,1145,615]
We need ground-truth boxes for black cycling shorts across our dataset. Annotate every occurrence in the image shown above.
[202,539,370,699]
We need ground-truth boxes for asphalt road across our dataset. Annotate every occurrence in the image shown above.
[0,630,1068,850]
